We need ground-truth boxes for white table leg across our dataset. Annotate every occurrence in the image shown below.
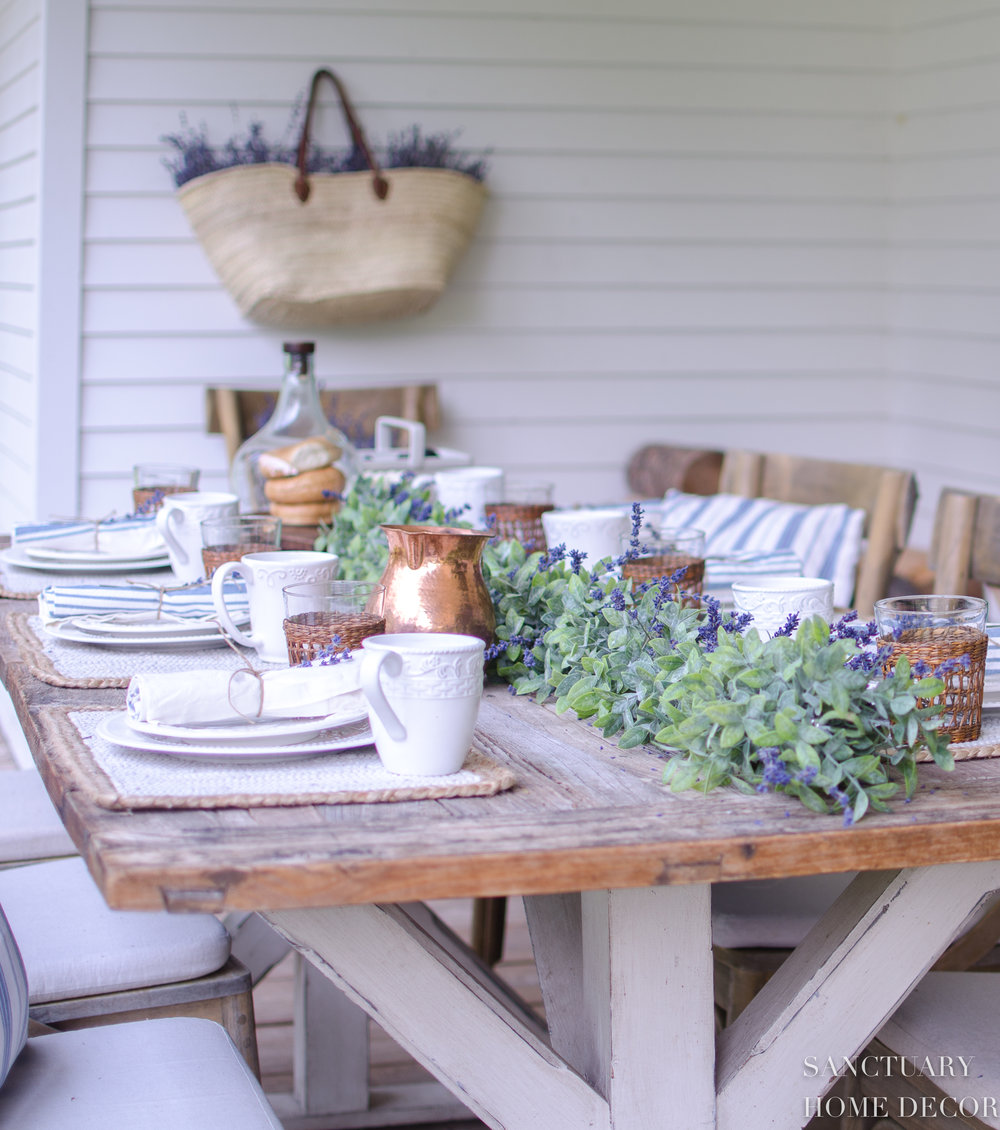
[264,902,610,1130]
[717,862,1000,1130]
[581,886,717,1130]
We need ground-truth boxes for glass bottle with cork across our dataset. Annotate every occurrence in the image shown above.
[230,342,356,536]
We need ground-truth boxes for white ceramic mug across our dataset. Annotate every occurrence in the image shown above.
[541,507,631,566]
[155,491,238,583]
[732,577,836,638]
[360,633,485,776]
[212,551,339,663]
[433,467,505,528]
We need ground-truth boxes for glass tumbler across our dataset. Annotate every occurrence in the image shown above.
[283,580,387,664]
[133,463,200,513]
[622,526,707,602]
[874,594,989,743]
[200,514,283,579]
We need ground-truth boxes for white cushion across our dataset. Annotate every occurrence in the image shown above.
[0,858,230,1003]
[0,1017,282,1128]
[713,874,856,949]
[659,490,866,608]
[0,907,28,1088]
[0,772,76,864]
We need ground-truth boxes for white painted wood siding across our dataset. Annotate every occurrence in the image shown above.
[888,1,1000,544]
[80,0,894,517]
[0,0,42,529]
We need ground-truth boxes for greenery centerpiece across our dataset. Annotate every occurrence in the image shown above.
[318,476,953,825]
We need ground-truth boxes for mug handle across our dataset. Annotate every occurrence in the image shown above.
[211,560,256,649]
[155,505,188,566]
[359,649,407,741]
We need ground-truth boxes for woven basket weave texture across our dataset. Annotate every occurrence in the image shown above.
[178,164,486,328]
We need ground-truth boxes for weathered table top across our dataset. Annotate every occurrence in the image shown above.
[5,594,1000,912]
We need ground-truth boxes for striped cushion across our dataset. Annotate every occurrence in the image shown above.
[659,490,866,608]
[0,907,28,1088]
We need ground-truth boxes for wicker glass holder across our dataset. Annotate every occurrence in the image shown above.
[485,503,554,551]
[622,553,706,591]
[879,624,988,743]
[284,610,386,664]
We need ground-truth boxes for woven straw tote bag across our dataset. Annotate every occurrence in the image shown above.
[176,68,487,328]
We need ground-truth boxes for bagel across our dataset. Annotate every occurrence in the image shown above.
[267,499,339,525]
[264,466,346,504]
[258,436,341,479]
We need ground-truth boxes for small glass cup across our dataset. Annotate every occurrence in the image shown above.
[200,515,283,579]
[621,525,707,602]
[283,581,387,664]
[874,594,989,743]
[132,463,200,513]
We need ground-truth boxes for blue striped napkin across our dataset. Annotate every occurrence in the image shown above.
[986,624,1000,680]
[39,581,248,625]
[704,549,803,588]
[14,515,163,557]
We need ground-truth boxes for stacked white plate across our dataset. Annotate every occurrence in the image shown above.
[1,543,171,573]
[44,611,241,650]
[95,701,373,761]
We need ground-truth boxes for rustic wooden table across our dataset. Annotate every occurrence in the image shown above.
[4,593,1000,1129]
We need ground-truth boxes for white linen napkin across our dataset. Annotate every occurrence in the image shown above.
[13,516,164,557]
[39,581,249,625]
[125,659,362,724]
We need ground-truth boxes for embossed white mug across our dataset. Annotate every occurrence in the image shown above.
[212,551,339,663]
[359,633,486,776]
[732,576,836,638]
[155,491,238,584]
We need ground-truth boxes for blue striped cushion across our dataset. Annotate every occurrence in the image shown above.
[660,490,866,608]
[0,907,28,1088]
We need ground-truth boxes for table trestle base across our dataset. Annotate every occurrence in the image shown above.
[717,863,1000,1130]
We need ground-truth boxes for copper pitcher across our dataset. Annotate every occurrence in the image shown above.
[378,525,495,646]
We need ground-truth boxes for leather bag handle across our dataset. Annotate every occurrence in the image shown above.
[294,68,389,203]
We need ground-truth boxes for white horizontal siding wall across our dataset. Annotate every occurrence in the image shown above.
[80,0,893,516]
[0,0,41,530]
[0,0,85,530]
[888,0,1000,545]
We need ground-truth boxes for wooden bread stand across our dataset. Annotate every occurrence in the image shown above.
[4,589,1000,1129]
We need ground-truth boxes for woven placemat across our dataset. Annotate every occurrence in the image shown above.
[7,612,278,689]
[35,706,516,810]
[916,710,1000,762]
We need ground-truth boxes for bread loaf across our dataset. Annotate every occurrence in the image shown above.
[267,500,339,525]
[264,467,345,505]
[258,436,341,479]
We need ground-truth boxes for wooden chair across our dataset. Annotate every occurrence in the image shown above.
[0,903,281,1129]
[0,856,258,1075]
[625,443,724,498]
[206,384,440,464]
[929,487,1000,599]
[718,450,918,616]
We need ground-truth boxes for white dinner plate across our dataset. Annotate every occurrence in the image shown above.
[95,711,374,761]
[126,700,369,745]
[73,612,244,639]
[44,619,230,650]
[0,545,170,575]
[24,543,168,565]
